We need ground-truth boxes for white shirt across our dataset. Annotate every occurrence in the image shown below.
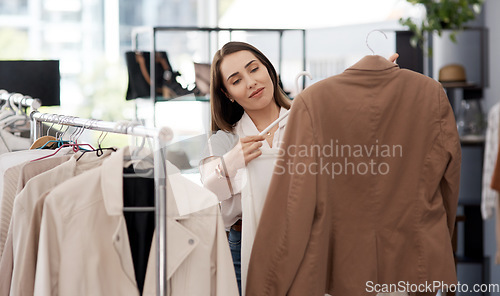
[200,107,289,228]
[482,103,500,219]
[241,148,279,296]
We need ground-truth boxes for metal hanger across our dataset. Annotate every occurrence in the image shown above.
[257,71,313,137]
[366,29,388,55]
[75,119,117,161]
[31,117,97,161]
[294,71,313,95]
[32,114,63,149]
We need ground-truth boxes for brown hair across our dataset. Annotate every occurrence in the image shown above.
[210,41,291,132]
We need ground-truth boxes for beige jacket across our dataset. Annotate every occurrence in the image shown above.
[0,149,62,257]
[246,56,461,296]
[9,151,112,296]
[0,154,72,295]
[34,147,237,296]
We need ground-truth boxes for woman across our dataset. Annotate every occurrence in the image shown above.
[199,41,399,294]
[199,41,289,294]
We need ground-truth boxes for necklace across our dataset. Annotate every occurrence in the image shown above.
[256,127,273,137]
[264,126,276,137]
[255,109,279,137]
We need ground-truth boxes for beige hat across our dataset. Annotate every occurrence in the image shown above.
[439,64,467,82]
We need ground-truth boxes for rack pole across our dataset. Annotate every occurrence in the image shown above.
[30,112,172,141]
[0,91,42,110]
[154,132,167,296]
[1,90,42,143]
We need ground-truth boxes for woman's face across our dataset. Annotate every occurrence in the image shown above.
[219,50,275,112]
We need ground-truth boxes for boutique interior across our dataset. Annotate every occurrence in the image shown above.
[0,0,499,295]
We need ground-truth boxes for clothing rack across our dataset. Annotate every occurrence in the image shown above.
[0,90,42,111]
[0,90,42,143]
[30,110,173,296]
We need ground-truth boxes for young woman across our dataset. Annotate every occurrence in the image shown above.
[199,41,289,294]
[199,41,399,294]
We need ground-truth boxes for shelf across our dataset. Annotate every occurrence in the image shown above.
[131,26,307,125]
[135,95,210,103]
[454,255,489,264]
[460,135,485,145]
[441,82,479,89]
[155,95,210,103]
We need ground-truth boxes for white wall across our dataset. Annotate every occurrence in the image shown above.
[484,0,500,112]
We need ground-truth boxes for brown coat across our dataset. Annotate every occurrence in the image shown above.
[246,56,461,296]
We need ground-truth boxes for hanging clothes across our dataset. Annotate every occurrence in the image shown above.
[0,154,72,295]
[0,129,31,154]
[0,149,65,257]
[7,150,113,296]
[483,103,499,219]
[0,100,33,154]
[33,147,237,296]
[482,102,500,264]
[240,148,279,296]
[246,55,461,296]
[0,152,74,295]
[123,164,155,294]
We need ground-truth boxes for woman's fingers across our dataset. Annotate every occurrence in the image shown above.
[246,140,263,150]
[242,140,263,164]
[388,53,399,63]
[225,136,264,168]
[242,141,262,155]
[240,135,265,143]
[245,148,262,164]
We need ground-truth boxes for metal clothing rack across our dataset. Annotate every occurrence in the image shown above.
[0,90,42,110]
[0,90,42,143]
[30,111,173,296]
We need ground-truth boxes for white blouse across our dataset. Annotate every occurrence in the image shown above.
[200,107,289,228]
[482,103,500,219]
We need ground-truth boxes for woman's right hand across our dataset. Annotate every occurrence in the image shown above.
[223,135,265,177]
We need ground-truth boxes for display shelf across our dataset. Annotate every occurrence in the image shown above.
[460,135,485,145]
[139,95,210,103]
[130,26,307,124]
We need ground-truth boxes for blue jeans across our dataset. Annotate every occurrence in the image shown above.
[228,228,241,295]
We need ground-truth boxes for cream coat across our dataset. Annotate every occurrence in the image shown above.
[33,147,237,296]
[9,151,112,296]
[0,155,71,296]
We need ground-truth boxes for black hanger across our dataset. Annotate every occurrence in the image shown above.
[76,131,117,161]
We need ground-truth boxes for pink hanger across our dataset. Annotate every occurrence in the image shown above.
[30,142,95,162]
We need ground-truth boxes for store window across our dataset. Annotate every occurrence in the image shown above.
[0,0,28,15]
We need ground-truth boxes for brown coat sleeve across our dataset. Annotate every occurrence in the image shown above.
[438,87,462,237]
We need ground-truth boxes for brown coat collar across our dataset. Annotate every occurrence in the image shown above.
[346,55,399,72]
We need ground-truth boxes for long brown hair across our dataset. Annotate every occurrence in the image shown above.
[210,41,291,132]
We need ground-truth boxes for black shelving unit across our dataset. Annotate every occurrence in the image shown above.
[131,26,307,105]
